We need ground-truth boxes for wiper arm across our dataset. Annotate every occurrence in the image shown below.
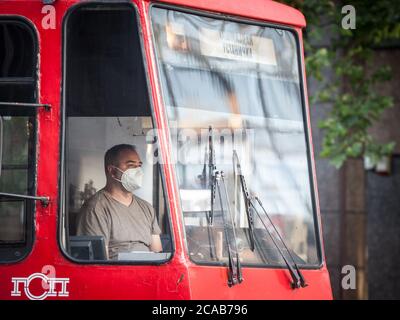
[232,149,307,289]
[252,197,307,289]
[233,150,255,251]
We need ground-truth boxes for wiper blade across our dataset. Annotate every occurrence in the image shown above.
[201,127,242,286]
[233,150,255,251]
[198,129,216,259]
[199,126,217,225]
[198,126,216,224]
[208,126,216,225]
[215,170,243,287]
[253,197,308,289]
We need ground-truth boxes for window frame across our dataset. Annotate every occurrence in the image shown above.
[58,1,175,266]
[0,16,39,264]
[148,3,324,270]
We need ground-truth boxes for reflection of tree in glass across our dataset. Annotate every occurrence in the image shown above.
[3,117,29,164]
[0,117,32,194]
[80,179,97,204]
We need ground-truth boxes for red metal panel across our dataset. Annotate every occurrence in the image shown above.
[187,266,333,299]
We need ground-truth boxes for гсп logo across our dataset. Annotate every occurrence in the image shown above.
[11,271,69,300]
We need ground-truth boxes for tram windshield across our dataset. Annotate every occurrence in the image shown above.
[151,7,320,266]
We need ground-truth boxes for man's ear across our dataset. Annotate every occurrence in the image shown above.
[106,165,114,177]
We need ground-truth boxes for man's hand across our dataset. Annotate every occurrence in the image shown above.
[150,234,163,252]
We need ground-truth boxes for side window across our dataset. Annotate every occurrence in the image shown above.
[61,4,172,263]
[0,19,38,262]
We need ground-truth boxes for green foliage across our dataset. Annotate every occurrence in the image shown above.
[279,0,400,168]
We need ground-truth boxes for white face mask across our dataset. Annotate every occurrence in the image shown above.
[113,166,144,193]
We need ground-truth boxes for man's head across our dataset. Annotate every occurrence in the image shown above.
[104,144,143,187]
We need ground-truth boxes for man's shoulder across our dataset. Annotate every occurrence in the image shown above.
[76,190,111,236]
[133,195,154,213]
[80,189,109,213]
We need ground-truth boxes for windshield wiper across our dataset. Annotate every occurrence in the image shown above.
[215,169,243,286]
[201,127,242,286]
[208,126,217,225]
[232,149,307,289]
[251,197,307,289]
[198,126,217,225]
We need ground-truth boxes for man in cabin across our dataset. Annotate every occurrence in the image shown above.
[76,144,163,260]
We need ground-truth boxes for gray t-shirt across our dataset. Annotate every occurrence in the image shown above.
[76,189,161,260]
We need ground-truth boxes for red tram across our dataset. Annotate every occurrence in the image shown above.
[0,0,332,299]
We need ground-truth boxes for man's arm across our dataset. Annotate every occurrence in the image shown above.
[76,203,111,259]
[148,202,163,252]
[150,234,163,252]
